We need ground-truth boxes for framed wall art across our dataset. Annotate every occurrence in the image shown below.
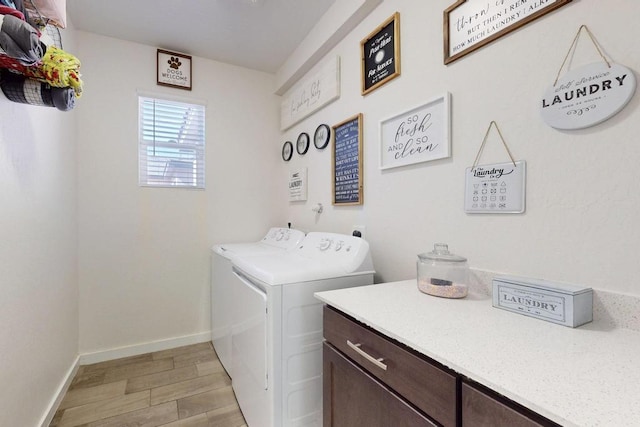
[280,56,341,130]
[332,114,363,205]
[379,93,451,170]
[282,141,293,161]
[157,49,192,90]
[289,168,308,202]
[464,161,526,213]
[444,0,571,64]
[296,132,310,155]
[361,12,400,95]
[314,124,331,149]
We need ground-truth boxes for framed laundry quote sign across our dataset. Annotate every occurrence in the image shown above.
[444,0,572,64]
[332,114,363,205]
[157,49,192,90]
[379,93,451,170]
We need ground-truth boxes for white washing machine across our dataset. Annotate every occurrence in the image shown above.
[211,227,305,378]
[230,232,375,427]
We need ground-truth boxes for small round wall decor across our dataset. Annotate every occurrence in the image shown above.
[314,124,330,149]
[296,132,310,155]
[540,62,636,130]
[282,141,293,161]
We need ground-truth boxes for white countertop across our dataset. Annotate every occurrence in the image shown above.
[315,280,640,427]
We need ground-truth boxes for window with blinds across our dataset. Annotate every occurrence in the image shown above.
[138,96,205,188]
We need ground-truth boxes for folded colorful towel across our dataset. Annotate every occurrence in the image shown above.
[21,44,82,96]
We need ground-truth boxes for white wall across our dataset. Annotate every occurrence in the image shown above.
[75,32,284,355]
[0,31,78,426]
[281,1,640,295]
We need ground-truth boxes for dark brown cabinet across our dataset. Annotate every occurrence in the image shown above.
[323,306,457,427]
[323,343,437,427]
[323,306,560,427]
[462,382,558,427]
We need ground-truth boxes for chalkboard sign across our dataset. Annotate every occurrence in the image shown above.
[361,13,400,95]
[332,114,363,205]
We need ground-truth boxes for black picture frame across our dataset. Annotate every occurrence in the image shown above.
[314,124,331,149]
[282,141,293,161]
[296,132,310,155]
[361,12,401,96]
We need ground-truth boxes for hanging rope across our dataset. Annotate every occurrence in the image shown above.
[554,24,611,86]
[472,121,517,170]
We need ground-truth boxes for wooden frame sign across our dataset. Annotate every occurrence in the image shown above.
[332,114,363,205]
[444,0,571,64]
[361,12,400,95]
[157,49,192,90]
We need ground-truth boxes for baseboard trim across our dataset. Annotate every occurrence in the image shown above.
[39,355,80,427]
[79,331,212,365]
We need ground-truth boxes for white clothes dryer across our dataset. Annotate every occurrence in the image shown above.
[211,227,305,378]
[230,232,375,427]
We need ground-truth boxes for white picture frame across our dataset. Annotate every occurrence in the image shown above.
[379,93,451,170]
[157,49,192,90]
[288,168,308,202]
[280,56,341,131]
[464,160,526,214]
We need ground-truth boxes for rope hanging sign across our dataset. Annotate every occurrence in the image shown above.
[540,25,636,130]
[464,122,526,214]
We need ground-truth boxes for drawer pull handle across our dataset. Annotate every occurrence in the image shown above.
[347,340,388,371]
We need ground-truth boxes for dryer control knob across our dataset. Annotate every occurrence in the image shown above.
[319,239,332,251]
[335,241,344,251]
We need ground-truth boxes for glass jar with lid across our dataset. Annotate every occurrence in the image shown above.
[417,243,469,298]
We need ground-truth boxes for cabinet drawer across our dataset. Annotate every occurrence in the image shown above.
[462,382,559,427]
[323,306,458,427]
[324,342,437,427]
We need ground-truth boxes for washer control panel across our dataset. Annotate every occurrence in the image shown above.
[262,227,305,249]
[317,237,350,252]
[296,232,372,273]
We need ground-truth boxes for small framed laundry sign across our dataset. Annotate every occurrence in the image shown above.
[540,26,636,130]
[157,49,192,90]
[289,168,308,202]
[464,161,526,213]
[465,121,525,214]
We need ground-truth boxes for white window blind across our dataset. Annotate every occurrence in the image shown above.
[138,96,205,188]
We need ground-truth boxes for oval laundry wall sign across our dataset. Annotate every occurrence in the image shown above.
[540,62,636,130]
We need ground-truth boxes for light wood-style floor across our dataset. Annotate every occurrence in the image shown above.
[49,342,247,427]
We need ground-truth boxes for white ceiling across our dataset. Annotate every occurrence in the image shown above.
[67,0,336,74]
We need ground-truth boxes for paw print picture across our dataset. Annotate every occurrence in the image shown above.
[168,56,182,69]
[157,49,192,90]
